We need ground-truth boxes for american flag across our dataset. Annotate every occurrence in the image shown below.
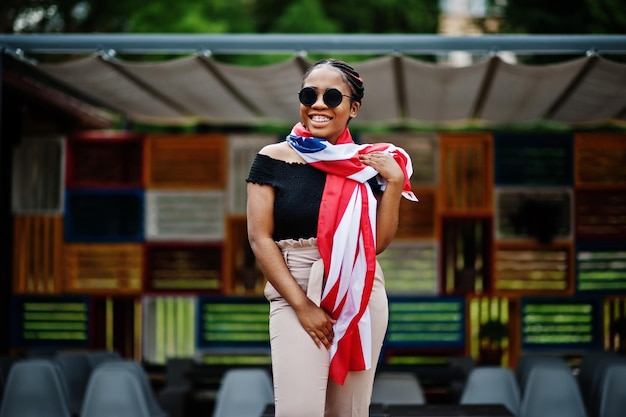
[287,123,417,384]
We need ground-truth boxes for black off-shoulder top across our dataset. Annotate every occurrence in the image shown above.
[246,153,382,241]
[246,153,325,241]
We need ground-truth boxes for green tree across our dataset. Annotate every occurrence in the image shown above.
[254,0,439,34]
[270,0,338,33]
[322,0,439,34]
[488,0,626,34]
[1,0,144,33]
[585,0,626,33]
[127,0,255,33]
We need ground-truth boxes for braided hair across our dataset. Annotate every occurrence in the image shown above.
[303,58,365,104]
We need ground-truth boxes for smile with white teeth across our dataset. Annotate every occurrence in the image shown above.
[311,115,331,123]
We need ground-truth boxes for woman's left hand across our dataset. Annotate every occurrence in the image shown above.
[358,152,404,184]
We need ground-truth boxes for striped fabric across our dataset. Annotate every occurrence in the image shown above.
[287,122,417,384]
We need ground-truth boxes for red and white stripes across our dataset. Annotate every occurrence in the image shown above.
[287,123,417,384]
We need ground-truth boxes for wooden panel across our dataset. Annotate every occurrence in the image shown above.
[495,188,572,243]
[397,188,436,239]
[13,215,64,294]
[10,295,89,350]
[12,136,64,213]
[145,190,224,241]
[439,133,493,214]
[64,244,143,295]
[604,297,626,351]
[196,297,269,356]
[377,241,438,294]
[90,297,142,360]
[467,296,513,366]
[494,132,573,186]
[441,217,492,295]
[575,189,626,240]
[383,296,466,353]
[494,243,574,295]
[575,133,626,187]
[145,134,227,189]
[144,243,222,292]
[142,296,196,364]
[577,244,626,293]
[521,297,602,351]
[228,134,276,214]
[223,216,263,295]
[64,190,144,242]
[66,131,144,188]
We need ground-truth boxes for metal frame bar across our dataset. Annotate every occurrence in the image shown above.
[1,34,626,55]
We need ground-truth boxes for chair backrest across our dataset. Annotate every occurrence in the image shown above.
[577,350,617,397]
[587,353,626,417]
[0,359,71,417]
[460,366,521,416]
[0,355,19,403]
[81,364,152,417]
[519,362,588,417]
[598,364,626,417]
[516,354,569,394]
[371,372,426,407]
[54,352,92,415]
[99,360,168,417]
[87,350,122,370]
[212,368,274,417]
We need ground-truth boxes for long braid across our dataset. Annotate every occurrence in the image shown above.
[303,58,365,103]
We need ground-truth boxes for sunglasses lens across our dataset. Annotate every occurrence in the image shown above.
[323,89,343,108]
[298,87,317,106]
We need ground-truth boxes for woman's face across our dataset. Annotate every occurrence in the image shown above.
[299,66,360,144]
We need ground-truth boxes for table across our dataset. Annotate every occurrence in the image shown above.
[260,403,514,417]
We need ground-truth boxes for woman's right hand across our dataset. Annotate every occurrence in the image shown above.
[294,301,337,350]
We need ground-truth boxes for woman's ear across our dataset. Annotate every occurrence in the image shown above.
[350,101,360,118]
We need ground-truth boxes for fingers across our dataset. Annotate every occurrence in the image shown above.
[359,152,403,182]
[307,325,335,349]
[359,152,395,167]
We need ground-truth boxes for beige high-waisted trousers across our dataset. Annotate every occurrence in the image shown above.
[264,238,389,417]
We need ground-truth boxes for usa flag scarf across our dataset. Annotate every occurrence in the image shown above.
[287,122,417,385]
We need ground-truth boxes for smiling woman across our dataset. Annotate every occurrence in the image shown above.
[245,58,418,417]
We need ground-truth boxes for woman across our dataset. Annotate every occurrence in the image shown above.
[246,58,417,417]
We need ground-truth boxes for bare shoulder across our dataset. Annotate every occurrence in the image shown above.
[258,141,305,163]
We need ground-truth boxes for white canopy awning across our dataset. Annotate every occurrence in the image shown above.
[2,34,626,129]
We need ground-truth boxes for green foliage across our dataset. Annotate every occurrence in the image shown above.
[489,0,626,34]
[478,320,509,343]
[322,0,439,34]
[585,0,626,33]
[127,0,255,34]
[498,0,589,34]
[270,0,338,33]
[1,0,145,32]
[254,0,439,34]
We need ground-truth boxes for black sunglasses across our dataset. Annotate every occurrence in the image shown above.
[298,87,355,108]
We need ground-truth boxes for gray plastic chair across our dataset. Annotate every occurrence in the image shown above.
[212,368,274,417]
[54,352,92,416]
[87,350,122,371]
[598,364,626,417]
[99,360,168,417]
[81,364,152,417]
[157,358,195,417]
[460,366,521,416]
[371,372,426,407]
[0,358,71,417]
[515,354,569,394]
[519,362,587,417]
[587,353,626,417]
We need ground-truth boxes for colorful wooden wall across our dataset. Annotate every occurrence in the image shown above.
[9,130,626,367]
